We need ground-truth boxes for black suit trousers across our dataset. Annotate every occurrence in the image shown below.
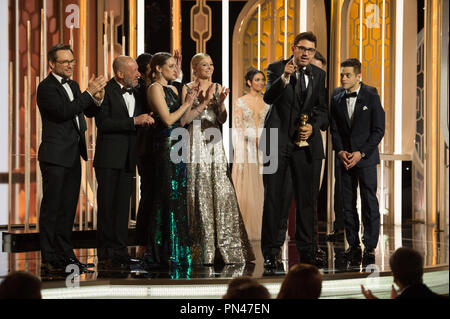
[39,158,81,263]
[340,164,380,249]
[333,158,346,231]
[262,143,321,257]
[95,167,133,261]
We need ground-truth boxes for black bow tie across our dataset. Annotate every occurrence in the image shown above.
[121,87,134,95]
[61,78,70,85]
[344,91,358,99]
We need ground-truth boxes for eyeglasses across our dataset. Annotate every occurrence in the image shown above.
[294,46,316,55]
[55,59,77,66]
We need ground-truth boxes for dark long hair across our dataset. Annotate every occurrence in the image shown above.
[149,52,172,82]
[244,68,265,87]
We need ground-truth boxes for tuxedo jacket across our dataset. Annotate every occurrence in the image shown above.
[330,83,385,168]
[261,57,328,160]
[93,79,146,171]
[37,73,98,167]
[396,284,446,299]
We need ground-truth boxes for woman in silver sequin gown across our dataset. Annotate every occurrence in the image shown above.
[180,53,255,265]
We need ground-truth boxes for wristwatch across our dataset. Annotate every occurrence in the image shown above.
[361,152,366,158]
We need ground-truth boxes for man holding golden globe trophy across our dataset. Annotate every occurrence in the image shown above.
[260,32,329,274]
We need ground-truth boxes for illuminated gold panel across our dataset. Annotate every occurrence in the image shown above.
[348,0,392,154]
[238,0,298,98]
[129,0,137,58]
[190,0,212,53]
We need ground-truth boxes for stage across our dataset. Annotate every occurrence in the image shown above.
[1,223,448,299]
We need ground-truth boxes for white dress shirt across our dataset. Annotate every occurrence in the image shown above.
[115,79,135,117]
[52,72,102,129]
[345,84,361,122]
[52,72,79,129]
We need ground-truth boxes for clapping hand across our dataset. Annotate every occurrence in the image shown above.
[361,285,378,299]
[198,83,215,106]
[390,285,399,299]
[173,49,182,79]
[218,86,230,105]
[361,284,399,299]
[185,83,200,105]
[93,88,105,101]
[87,74,106,96]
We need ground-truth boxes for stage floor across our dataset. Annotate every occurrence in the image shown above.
[1,223,448,299]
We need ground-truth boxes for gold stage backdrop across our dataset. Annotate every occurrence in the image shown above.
[6,0,448,234]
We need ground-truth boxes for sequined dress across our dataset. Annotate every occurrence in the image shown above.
[186,84,255,265]
[145,85,191,266]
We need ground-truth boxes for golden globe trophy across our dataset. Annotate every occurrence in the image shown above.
[295,114,309,148]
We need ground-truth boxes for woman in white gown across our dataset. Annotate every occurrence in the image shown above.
[231,69,270,241]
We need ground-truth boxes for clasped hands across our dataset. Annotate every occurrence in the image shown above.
[134,112,155,127]
[338,150,362,170]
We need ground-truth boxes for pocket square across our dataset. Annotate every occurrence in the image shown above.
[362,106,368,111]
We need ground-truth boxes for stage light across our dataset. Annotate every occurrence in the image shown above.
[39,270,449,299]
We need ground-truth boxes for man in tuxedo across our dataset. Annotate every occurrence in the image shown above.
[94,56,154,269]
[329,58,385,266]
[37,44,106,273]
[361,247,446,299]
[261,32,328,271]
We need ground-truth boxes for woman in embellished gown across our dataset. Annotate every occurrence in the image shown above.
[231,69,270,241]
[180,53,255,265]
[143,52,198,267]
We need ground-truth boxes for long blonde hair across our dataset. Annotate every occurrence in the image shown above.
[191,53,212,81]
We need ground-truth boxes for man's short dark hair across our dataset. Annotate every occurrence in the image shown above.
[136,53,153,75]
[341,58,362,74]
[314,51,327,66]
[48,44,73,63]
[294,32,317,47]
[389,247,424,287]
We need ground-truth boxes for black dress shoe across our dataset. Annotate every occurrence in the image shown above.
[299,252,327,269]
[316,248,327,260]
[116,255,142,266]
[362,248,376,266]
[263,255,285,276]
[64,256,95,270]
[326,229,345,242]
[313,250,328,268]
[263,256,277,269]
[345,245,362,264]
